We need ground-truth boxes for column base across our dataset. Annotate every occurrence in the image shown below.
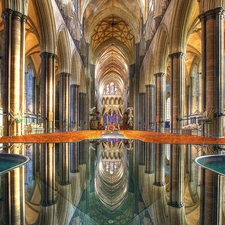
[168,204,187,225]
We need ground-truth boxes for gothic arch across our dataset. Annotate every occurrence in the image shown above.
[169,0,199,53]
[154,24,169,73]
[71,50,82,85]
[32,0,57,53]
[1,0,28,15]
[79,67,87,93]
[56,26,71,74]
[139,66,146,93]
[143,50,154,85]
[199,0,225,13]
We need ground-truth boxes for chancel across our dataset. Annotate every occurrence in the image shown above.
[0,0,225,225]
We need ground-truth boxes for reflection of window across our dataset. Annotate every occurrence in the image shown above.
[165,145,170,160]
[166,97,170,120]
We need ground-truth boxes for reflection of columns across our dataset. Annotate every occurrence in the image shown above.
[155,73,166,132]
[79,141,87,165]
[40,143,56,206]
[59,73,70,131]
[154,144,165,186]
[139,141,145,165]
[70,142,79,173]
[70,84,79,130]
[199,8,224,225]
[59,143,70,185]
[168,145,184,207]
[145,84,156,131]
[145,143,154,174]
[40,52,56,133]
[2,8,27,225]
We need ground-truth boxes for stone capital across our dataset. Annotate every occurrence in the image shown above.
[154,72,166,77]
[40,52,56,59]
[60,72,71,77]
[145,84,155,88]
[169,52,185,59]
[199,7,225,21]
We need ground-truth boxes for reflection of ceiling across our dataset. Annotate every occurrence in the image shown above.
[95,140,128,211]
[91,16,134,52]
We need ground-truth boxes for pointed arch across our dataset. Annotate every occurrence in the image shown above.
[56,25,71,73]
[71,50,82,85]
[154,24,169,73]
[32,0,57,53]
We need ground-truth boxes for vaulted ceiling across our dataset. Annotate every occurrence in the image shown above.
[83,0,142,98]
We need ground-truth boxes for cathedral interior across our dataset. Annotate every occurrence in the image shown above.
[0,0,225,224]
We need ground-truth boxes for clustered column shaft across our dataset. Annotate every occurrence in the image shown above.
[2,9,27,225]
[199,7,225,225]
[40,52,56,133]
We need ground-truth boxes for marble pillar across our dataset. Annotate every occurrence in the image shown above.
[40,143,56,206]
[199,7,225,225]
[40,52,56,133]
[70,84,79,130]
[2,9,27,225]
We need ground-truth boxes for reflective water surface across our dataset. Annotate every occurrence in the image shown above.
[0,139,222,225]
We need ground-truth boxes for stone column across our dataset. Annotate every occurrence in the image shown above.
[70,142,79,173]
[40,52,56,133]
[129,64,135,109]
[145,84,156,131]
[138,93,145,130]
[40,143,56,206]
[202,8,224,137]
[168,52,185,224]
[2,9,27,225]
[59,73,70,185]
[2,9,27,136]
[59,73,70,132]
[170,52,185,133]
[155,73,166,132]
[199,8,225,225]
[145,143,154,174]
[79,92,87,129]
[190,76,194,114]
